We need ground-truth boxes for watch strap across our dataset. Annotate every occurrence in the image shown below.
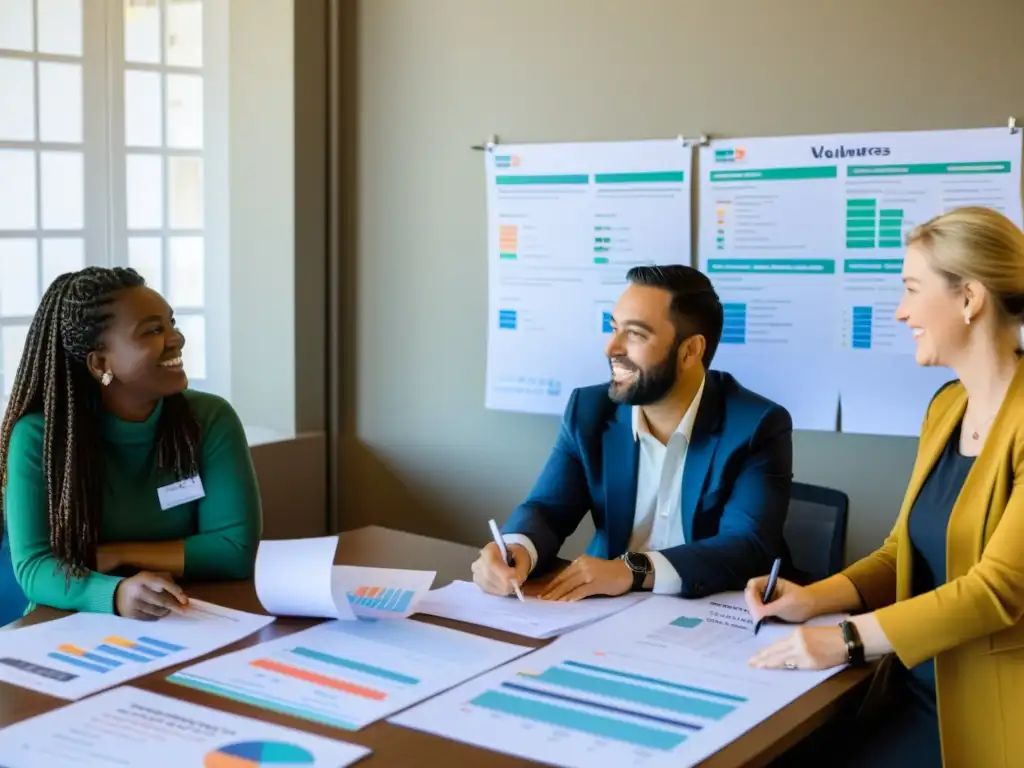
[622,552,652,591]
[839,619,865,667]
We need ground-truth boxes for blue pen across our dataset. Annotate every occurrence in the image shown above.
[753,557,782,635]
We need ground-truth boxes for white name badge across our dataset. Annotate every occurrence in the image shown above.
[157,476,206,510]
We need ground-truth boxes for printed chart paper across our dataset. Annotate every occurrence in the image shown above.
[169,617,532,730]
[485,139,693,415]
[0,685,370,767]
[415,579,649,639]
[255,536,436,619]
[0,600,273,699]
[392,593,844,768]
[699,126,1022,436]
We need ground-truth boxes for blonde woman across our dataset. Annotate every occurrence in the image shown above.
[744,206,1024,766]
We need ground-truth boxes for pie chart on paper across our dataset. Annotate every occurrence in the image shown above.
[203,740,316,767]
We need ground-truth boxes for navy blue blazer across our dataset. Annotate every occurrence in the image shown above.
[503,371,794,598]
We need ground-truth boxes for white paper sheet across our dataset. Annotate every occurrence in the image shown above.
[255,535,348,618]
[414,579,650,639]
[0,599,273,699]
[484,139,693,416]
[255,536,436,620]
[170,616,533,731]
[698,126,1023,436]
[392,593,845,768]
[0,685,370,767]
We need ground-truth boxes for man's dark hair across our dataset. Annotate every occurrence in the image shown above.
[625,265,723,367]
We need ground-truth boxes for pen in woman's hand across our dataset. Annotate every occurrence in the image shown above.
[753,557,782,635]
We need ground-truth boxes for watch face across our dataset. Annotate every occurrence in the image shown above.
[625,553,651,573]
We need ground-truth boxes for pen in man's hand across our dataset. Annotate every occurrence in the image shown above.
[753,557,782,635]
[488,518,525,602]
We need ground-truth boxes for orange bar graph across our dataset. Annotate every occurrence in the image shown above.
[57,644,87,656]
[250,658,388,701]
[499,224,518,252]
[352,586,384,598]
[105,636,136,648]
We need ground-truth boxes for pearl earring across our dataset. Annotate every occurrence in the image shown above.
[101,371,113,386]
[964,313,971,326]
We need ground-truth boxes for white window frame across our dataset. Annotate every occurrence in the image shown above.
[1,0,228,418]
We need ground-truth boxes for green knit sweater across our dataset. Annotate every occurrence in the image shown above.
[4,390,261,613]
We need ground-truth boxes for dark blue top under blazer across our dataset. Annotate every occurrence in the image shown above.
[502,370,794,598]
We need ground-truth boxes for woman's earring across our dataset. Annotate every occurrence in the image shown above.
[964,312,971,326]
[101,371,113,386]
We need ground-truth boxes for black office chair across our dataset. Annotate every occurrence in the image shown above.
[783,481,849,585]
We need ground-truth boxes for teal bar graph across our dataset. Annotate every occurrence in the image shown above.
[528,666,736,719]
[594,171,685,184]
[470,690,687,751]
[563,660,747,703]
[495,174,589,185]
[289,647,419,685]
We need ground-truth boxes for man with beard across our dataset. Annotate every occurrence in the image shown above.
[471,265,794,601]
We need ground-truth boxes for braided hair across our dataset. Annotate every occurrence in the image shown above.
[0,267,201,579]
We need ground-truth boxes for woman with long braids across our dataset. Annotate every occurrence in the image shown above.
[0,267,261,619]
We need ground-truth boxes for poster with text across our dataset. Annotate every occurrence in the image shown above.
[699,127,1022,436]
[485,139,693,415]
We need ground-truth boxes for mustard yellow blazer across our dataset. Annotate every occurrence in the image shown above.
[843,360,1024,768]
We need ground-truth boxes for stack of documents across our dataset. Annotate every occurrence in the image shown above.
[415,579,650,639]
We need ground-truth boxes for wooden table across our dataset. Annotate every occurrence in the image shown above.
[0,526,872,766]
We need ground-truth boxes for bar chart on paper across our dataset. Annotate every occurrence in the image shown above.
[0,600,274,699]
[42,634,185,675]
[331,565,436,620]
[346,586,415,615]
[392,594,845,768]
[170,616,531,730]
[391,647,760,767]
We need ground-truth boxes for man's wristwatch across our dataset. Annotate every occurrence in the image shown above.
[839,619,865,667]
[621,552,653,591]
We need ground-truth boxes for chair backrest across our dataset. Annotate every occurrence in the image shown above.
[0,525,28,626]
[783,481,849,585]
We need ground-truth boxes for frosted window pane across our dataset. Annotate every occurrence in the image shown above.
[39,62,83,143]
[2,324,30,396]
[124,69,162,147]
[168,236,203,308]
[0,151,37,230]
[167,74,202,149]
[177,314,205,379]
[168,156,203,229]
[40,152,84,230]
[124,0,160,64]
[126,154,163,229]
[41,238,84,289]
[167,0,202,67]
[0,239,39,317]
[37,0,82,57]
[0,0,34,52]
[128,237,162,293]
[0,58,34,140]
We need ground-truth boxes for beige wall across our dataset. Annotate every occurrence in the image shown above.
[344,0,1024,563]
